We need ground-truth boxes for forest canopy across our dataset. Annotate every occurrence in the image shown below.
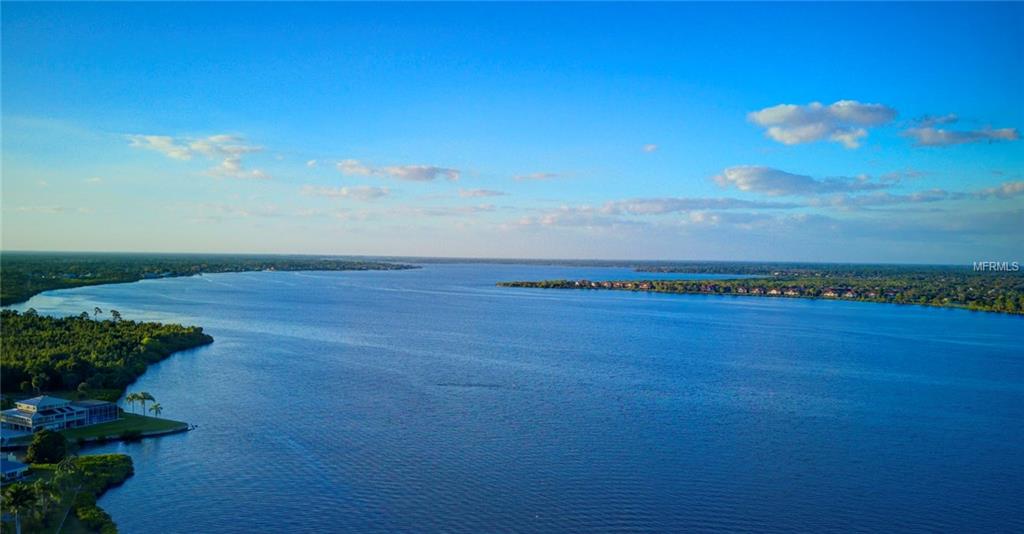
[0,309,213,398]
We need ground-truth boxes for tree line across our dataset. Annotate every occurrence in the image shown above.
[0,309,213,399]
[499,271,1024,315]
[1,251,418,305]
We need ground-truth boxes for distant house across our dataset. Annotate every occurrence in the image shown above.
[823,290,839,298]
[767,289,782,296]
[0,395,118,433]
[2,454,29,482]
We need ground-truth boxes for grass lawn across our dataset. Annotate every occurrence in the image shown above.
[60,413,187,442]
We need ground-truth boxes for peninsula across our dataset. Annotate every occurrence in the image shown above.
[499,265,1024,315]
[0,251,419,305]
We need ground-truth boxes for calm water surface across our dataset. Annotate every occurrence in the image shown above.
[11,264,1024,532]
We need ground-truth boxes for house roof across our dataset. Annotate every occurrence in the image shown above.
[1,459,28,473]
[16,395,70,409]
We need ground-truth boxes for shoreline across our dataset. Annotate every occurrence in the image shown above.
[498,279,1024,316]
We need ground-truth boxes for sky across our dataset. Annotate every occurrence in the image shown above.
[2,2,1022,263]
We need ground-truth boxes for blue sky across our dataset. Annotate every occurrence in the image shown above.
[2,2,1022,262]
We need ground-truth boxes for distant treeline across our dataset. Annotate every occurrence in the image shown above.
[499,270,1024,315]
[1,309,214,398]
[0,252,418,305]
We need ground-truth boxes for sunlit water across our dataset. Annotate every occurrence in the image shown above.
[9,264,1024,532]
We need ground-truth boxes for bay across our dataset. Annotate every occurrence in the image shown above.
[10,264,1024,532]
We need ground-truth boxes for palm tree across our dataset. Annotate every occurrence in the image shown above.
[149,402,163,418]
[3,483,36,534]
[110,309,122,322]
[93,306,102,318]
[138,392,155,416]
[32,479,60,523]
[125,392,139,414]
[53,456,82,534]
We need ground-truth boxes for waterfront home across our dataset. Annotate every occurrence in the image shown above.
[784,289,800,296]
[1,455,29,482]
[767,289,782,296]
[0,395,118,433]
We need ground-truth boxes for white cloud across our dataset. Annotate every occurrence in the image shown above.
[300,185,390,201]
[128,135,194,160]
[459,188,507,198]
[513,172,560,181]
[415,204,497,217]
[306,160,318,168]
[85,177,103,185]
[642,144,659,153]
[128,133,270,179]
[337,159,374,176]
[208,156,271,180]
[808,190,957,209]
[974,180,1024,199]
[13,205,68,214]
[336,159,460,181]
[600,197,800,215]
[714,166,888,196]
[748,100,896,148]
[903,126,1019,146]
[382,165,460,182]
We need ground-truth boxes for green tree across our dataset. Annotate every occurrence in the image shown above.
[138,392,155,416]
[125,392,139,414]
[110,309,122,322]
[93,306,102,318]
[26,429,68,464]
[2,483,36,534]
[149,402,163,418]
[31,479,60,523]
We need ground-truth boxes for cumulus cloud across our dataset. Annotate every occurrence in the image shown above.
[306,160,318,168]
[714,166,888,196]
[974,180,1024,199]
[513,172,561,181]
[903,126,1019,146]
[336,159,460,181]
[301,185,390,201]
[128,133,270,179]
[748,100,897,148]
[382,165,460,182]
[643,144,659,153]
[459,188,507,198]
[336,159,374,176]
[208,156,270,180]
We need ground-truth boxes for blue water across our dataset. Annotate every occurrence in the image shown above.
[10,264,1024,532]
